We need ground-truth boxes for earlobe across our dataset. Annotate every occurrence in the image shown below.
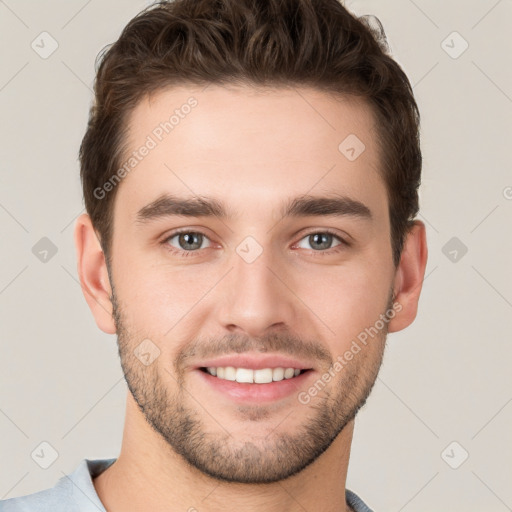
[74,213,117,335]
[387,220,428,333]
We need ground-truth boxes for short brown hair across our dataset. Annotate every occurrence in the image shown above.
[79,0,421,269]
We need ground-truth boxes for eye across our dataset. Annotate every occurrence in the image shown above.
[163,230,212,255]
[295,230,348,253]
[161,228,350,259]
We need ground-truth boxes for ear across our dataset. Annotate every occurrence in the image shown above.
[74,213,116,334]
[387,220,428,333]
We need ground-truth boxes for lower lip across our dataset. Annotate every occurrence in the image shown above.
[195,369,314,403]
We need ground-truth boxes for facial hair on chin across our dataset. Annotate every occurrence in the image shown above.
[110,284,392,484]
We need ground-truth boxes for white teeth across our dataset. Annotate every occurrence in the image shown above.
[254,368,273,383]
[284,368,295,379]
[224,366,236,381]
[236,368,254,383]
[272,367,284,381]
[205,366,305,383]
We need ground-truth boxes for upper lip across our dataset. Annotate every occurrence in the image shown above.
[195,353,314,371]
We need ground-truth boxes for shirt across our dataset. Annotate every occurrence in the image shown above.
[0,458,374,512]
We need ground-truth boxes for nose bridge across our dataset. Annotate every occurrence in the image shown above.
[216,238,295,336]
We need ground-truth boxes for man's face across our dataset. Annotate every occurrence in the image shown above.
[108,85,398,483]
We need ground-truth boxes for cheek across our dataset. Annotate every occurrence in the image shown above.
[114,255,215,336]
[294,260,392,346]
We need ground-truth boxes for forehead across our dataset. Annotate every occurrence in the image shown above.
[113,84,386,226]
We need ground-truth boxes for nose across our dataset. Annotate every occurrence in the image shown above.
[215,244,298,338]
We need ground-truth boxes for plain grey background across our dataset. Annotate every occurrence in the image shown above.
[1,1,511,510]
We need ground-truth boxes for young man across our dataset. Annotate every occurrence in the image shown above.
[1,0,427,511]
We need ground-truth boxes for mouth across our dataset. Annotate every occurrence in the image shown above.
[198,366,312,383]
[195,366,315,403]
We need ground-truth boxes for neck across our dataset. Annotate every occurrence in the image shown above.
[93,394,356,512]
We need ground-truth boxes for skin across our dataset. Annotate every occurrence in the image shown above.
[74,84,427,512]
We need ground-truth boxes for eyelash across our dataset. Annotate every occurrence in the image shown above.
[161,228,350,259]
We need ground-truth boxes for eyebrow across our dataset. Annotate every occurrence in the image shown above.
[135,193,373,224]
